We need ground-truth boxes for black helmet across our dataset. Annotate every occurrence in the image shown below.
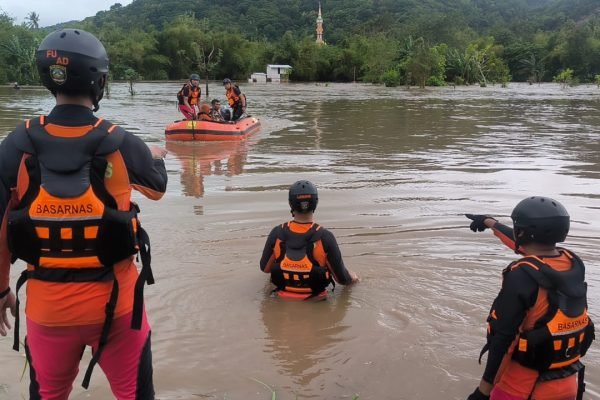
[36,29,109,111]
[289,180,318,213]
[223,78,232,85]
[189,73,200,81]
[511,196,570,245]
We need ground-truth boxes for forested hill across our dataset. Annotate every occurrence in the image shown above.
[87,0,599,43]
[2,0,600,86]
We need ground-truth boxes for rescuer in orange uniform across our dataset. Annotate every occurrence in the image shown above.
[0,28,167,399]
[260,180,359,300]
[465,197,594,400]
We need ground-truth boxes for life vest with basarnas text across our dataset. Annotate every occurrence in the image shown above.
[5,115,155,388]
[270,222,333,296]
[482,250,595,381]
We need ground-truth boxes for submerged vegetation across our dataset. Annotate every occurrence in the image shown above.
[1,0,600,86]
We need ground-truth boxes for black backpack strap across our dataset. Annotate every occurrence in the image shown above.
[131,224,154,330]
[305,223,322,267]
[82,279,119,389]
[478,342,489,364]
[577,364,586,400]
[94,120,125,156]
[510,257,554,288]
[12,270,29,352]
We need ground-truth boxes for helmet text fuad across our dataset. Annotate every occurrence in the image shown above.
[36,29,109,111]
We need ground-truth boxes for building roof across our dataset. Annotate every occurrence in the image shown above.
[267,64,293,69]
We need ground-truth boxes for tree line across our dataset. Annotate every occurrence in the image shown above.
[1,0,600,87]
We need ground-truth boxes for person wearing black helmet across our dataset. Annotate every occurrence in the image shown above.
[223,78,247,121]
[177,73,201,120]
[0,29,167,399]
[260,180,359,300]
[464,197,594,400]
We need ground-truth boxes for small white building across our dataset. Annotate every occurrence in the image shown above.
[266,64,292,83]
[248,72,267,83]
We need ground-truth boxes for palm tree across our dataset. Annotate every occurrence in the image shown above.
[519,53,545,84]
[25,11,40,29]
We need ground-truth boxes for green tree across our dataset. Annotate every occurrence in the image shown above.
[0,34,39,84]
[193,42,222,96]
[25,12,40,30]
[402,38,446,88]
[124,68,141,95]
[519,53,545,84]
[553,68,574,88]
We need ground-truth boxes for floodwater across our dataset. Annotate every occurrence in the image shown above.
[0,82,599,400]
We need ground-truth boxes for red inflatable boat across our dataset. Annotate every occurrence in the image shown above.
[165,117,261,141]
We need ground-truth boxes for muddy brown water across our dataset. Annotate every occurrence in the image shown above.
[0,82,599,399]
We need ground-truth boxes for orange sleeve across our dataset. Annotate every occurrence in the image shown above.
[492,222,524,254]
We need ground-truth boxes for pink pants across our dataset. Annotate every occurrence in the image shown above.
[178,104,196,120]
[491,387,575,400]
[26,312,153,400]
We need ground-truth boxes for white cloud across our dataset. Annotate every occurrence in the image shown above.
[1,0,134,27]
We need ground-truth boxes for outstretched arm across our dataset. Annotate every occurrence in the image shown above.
[321,230,358,285]
[465,214,523,254]
[119,133,168,200]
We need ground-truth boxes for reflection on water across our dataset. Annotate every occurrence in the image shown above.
[260,288,351,391]
[166,140,252,198]
[0,82,599,399]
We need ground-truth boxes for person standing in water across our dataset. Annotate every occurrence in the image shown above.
[223,78,246,121]
[260,180,359,299]
[465,197,594,400]
[177,73,201,120]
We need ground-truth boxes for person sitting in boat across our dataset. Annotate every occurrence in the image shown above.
[177,73,201,120]
[259,180,359,300]
[223,78,247,121]
[197,103,212,121]
[209,99,225,122]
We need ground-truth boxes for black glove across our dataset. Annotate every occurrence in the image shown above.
[465,214,495,232]
[467,387,490,400]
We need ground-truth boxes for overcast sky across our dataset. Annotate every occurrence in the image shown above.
[1,0,134,27]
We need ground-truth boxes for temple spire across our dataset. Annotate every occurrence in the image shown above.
[316,2,324,45]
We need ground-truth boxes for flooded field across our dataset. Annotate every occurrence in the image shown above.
[0,81,599,399]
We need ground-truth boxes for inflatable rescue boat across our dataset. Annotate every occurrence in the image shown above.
[165,117,261,141]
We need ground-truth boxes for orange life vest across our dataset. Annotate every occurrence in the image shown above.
[509,252,594,375]
[226,85,241,107]
[7,115,154,389]
[178,82,201,105]
[270,222,333,295]
[481,250,594,385]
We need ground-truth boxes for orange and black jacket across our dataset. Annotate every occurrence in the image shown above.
[259,221,354,285]
[481,222,590,384]
[177,83,201,106]
[0,104,168,306]
[226,85,243,109]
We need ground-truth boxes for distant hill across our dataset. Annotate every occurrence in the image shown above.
[81,0,600,44]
